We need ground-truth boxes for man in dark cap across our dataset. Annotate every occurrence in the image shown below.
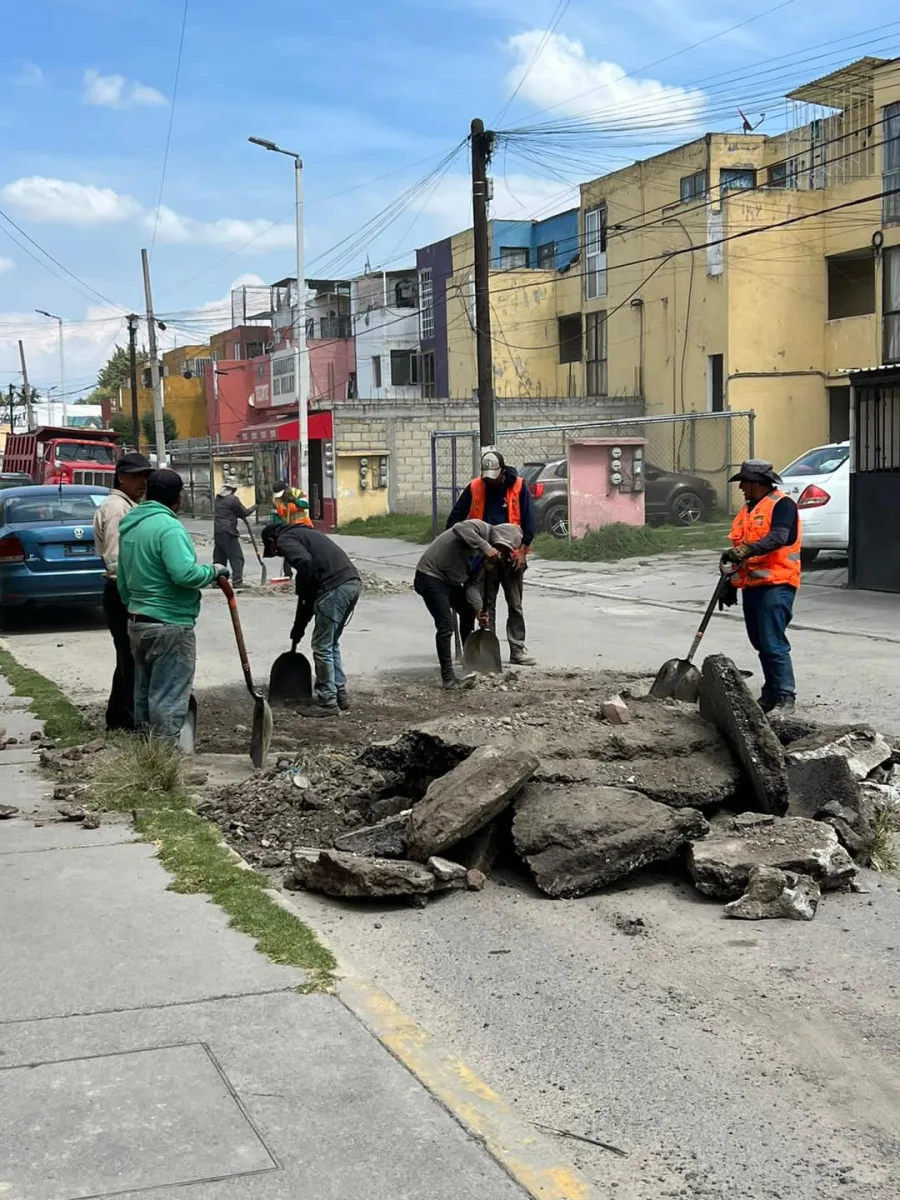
[719,459,801,714]
[118,469,229,740]
[447,449,536,665]
[93,451,153,731]
[213,483,256,588]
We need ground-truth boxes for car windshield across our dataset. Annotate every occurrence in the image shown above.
[3,494,106,525]
[781,445,849,477]
[55,442,116,465]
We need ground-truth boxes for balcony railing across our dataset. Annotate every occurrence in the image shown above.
[306,317,351,340]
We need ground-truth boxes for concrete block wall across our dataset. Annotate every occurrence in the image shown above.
[331,396,642,513]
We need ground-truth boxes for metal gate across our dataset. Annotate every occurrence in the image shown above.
[849,370,900,592]
[430,410,755,535]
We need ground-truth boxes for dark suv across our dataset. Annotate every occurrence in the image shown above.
[525,458,717,538]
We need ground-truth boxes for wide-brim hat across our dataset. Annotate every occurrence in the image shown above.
[728,459,782,485]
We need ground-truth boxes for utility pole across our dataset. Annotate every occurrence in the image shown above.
[8,383,15,436]
[18,340,34,430]
[141,249,167,465]
[126,314,141,450]
[471,118,496,450]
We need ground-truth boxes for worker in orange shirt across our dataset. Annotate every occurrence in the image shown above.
[271,481,312,580]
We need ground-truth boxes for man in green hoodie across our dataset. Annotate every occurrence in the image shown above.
[118,469,229,741]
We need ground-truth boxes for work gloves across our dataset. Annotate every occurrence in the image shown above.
[718,583,739,610]
[212,564,231,580]
[721,544,752,566]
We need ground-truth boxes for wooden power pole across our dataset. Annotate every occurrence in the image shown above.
[471,118,496,450]
[141,249,167,465]
[17,340,34,430]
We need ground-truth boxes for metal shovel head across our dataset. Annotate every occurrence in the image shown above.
[268,648,313,706]
[178,695,198,756]
[462,629,503,675]
[649,659,701,704]
[250,693,274,769]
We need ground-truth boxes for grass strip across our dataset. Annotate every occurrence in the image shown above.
[0,645,94,745]
[0,650,336,988]
[534,520,731,562]
[338,512,436,543]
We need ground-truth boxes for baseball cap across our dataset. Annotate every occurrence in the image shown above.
[273,479,288,498]
[481,451,503,481]
[146,468,184,508]
[116,452,152,474]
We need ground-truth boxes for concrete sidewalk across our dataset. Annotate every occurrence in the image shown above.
[0,677,533,1200]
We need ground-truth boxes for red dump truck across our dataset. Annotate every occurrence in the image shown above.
[3,426,123,487]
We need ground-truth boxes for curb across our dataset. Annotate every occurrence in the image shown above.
[267,890,594,1199]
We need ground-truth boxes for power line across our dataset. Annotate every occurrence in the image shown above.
[148,0,190,257]
[0,207,126,311]
[493,0,572,127]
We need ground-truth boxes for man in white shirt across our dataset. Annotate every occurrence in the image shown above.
[93,452,152,730]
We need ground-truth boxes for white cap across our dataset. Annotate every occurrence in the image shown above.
[481,451,502,481]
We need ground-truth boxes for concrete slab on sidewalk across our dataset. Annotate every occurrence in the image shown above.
[1,840,303,1021]
[0,818,132,855]
[2,991,528,1200]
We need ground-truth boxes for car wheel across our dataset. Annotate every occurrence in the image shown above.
[544,503,569,539]
[801,548,820,569]
[669,491,705,526]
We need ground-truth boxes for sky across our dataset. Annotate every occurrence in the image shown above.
[0,0,897,399]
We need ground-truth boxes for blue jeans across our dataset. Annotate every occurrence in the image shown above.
[310,581,360,705]
[742,585,796,701]
[129,620,196,740]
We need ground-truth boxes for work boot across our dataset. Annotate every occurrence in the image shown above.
[769,695,796,715]
[510,649,536,666]
[758,695,776,714]
[442,673,475,691]
[336,687,350,712]
[302,696,340,718]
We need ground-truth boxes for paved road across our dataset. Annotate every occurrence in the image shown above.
[6,527,900,1199]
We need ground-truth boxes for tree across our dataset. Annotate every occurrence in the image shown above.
[108,410,133,440]
[141,410,178,446]
[95,344,148,400]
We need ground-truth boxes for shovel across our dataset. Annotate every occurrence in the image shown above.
[218,577,273,768]
[462,627,503,675]
[178,695,198,755]
[242,519,267,586]
[268,641,313,707]
[649,576,729,703]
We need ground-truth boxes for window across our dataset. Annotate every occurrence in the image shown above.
[885,246,900,364]
[4,494,105,524]
[56,442,116,465]
[537,241,556,269]
[419,268,434,339]
[707,354,724,413]
[680,171,707,203]
[245,341,264,359]
[720,168,756,193]
[184,357,211,378]
[782,444,850,477]
[768,161,788,188]
[372,356,382,389]
[557,314,582,364]
[827,253,875,320]
[499,246,529,270]
[347,372,358,400]
[885,102,900,225]
[584,205,607,300]
[395,280,416,308]
[390,349,420,387]
[422,350,436,398]
[828,387,850,443]
[585,311,607,396]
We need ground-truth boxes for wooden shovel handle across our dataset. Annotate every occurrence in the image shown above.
[218,576,256,694]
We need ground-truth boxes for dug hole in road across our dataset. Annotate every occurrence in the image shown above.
[8,542,900,1200]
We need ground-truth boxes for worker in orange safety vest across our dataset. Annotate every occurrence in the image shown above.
[718,459,801,714]
[447,450,537,665]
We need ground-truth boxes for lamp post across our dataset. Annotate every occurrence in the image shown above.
[248,136,308,492]
[35,310,67,426]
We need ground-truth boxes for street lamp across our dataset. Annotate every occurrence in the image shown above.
[248,135,308,493]
[35,310,67,427]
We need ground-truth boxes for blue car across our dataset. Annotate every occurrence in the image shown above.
[0,485,109,618]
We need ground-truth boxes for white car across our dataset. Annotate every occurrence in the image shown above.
[779,441,849,565]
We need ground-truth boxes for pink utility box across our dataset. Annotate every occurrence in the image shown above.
[567,437,648,538]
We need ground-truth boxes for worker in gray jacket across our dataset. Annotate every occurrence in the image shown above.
[213,484,256,588]
[414,520,523,689]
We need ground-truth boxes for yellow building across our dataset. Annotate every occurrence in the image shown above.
[576,56,900,466]
[134,345,212,445]
[446,57,900,467]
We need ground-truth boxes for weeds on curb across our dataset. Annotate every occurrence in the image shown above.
[871,807,899,874]
[0,646,94,745]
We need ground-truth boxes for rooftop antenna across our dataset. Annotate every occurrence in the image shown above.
[738,107,766,133]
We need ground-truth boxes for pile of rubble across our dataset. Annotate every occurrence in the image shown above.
[210,655,900,921]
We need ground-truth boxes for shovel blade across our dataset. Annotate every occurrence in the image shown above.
[462,629,503,675]
[250,695,274,769]
[268,649,313,706]
[178,695,197,756]
[649,658,701,704]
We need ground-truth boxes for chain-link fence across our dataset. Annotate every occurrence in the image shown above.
[167,438,287,518]
[431,410,755,535]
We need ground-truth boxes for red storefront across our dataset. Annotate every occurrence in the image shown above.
[237,410,335,529]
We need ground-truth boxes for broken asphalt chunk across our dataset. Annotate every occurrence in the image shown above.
[285,850,436,898]
[785,725,893,781]
[333,810,411,858]
[724,866,821,921]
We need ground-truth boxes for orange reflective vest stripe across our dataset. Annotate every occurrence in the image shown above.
[729,489,801,589]
[469,476,523,528]
[276,495,312,526]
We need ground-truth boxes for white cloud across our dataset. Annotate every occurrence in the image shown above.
[0,306,130,399]
[0,177,142,226]
[9,62,43,87]
[0,175,293,251]
[504,30,705,126]
[0,257,14,276]
[82,69,166,109]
